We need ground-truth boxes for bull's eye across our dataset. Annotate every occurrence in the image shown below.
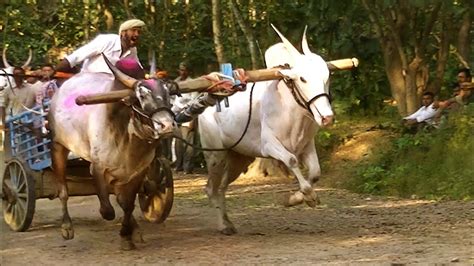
[300,77,307,83]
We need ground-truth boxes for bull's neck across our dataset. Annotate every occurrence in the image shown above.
[105,82,158,161]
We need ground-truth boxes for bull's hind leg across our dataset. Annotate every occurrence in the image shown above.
[51,142,74,239]
[205,151,253,235]
[115,179,142,250]
[90,165,115,220]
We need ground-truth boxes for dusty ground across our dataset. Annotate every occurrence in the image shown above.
[1,130,473,265]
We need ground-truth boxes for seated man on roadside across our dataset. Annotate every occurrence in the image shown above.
[402,91,438,132]
[437,68,473,110]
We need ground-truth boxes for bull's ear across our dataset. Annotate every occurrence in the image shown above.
[279,69,298,80]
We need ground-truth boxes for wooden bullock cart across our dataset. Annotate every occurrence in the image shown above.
[1,58,358,232]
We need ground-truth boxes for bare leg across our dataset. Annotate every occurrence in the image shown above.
[51,142,74,239]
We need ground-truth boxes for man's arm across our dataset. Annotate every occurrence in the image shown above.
[174,93,217,123]
[58,35,109,72]
[403,107,422,121]
[414,105,437,123]
[56,59,77,73]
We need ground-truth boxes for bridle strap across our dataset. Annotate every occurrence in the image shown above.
[283,79,331,118]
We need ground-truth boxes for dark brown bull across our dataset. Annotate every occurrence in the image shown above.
[49,56,176,250]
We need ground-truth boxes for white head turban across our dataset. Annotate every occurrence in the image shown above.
[118,19,145,33]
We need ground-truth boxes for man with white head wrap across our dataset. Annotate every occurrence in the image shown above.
[56,19,146,75]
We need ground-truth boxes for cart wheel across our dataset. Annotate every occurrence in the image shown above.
[2,159,35,231]
[139,157,174,223]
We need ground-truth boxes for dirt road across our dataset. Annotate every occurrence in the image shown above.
[1,171,473,265]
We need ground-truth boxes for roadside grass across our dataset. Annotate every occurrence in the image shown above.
[333,105,474,200]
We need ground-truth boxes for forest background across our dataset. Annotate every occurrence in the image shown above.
[0,0,472,199]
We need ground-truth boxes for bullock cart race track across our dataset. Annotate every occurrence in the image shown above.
[1,130,473,265]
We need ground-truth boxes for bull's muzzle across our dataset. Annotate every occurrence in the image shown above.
[151,112,176,139]
[322,115,334,127]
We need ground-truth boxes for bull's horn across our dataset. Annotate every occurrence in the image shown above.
[102,53,138,89]
[21,48,33,69]
[302,25,312,55]
[2,46,12,68]
[270,24,301,59]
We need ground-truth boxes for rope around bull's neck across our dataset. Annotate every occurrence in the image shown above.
[172,82,256,152]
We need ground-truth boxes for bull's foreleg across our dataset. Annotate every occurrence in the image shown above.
[115,180,142,250]
[301,141,321,186]
[51,142,74,240]
[90,165,115,220]
[261,135,317,207]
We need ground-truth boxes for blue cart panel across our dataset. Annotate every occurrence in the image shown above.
[5,103,51,171]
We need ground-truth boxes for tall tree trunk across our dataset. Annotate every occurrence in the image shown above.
[158,0,170,65]
[457,2,471,68]
[430,15,450,95]
[83,0,90,40]
[212,0,226,64]
[123,0,132,18]
[382,41,408,115]
[229,0,259,69]
[102,0,114,31]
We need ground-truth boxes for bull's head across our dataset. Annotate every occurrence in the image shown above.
[266,25,333,127]
[103,55,176,140]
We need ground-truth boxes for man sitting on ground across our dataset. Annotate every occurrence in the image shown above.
[402,91,438,132]
[437,68,473,109]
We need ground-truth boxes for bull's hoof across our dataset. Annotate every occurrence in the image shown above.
[303,190,320,208]
[220,227,237,235]
[121,239,137,251]
[61,226,75,240]
[132,229,145,244]
[100,206,116,221]
[284,191,305,207]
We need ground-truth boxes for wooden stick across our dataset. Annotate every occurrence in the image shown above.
[75,90,134,105]
[75,57,359,105]
[178,58,359,93]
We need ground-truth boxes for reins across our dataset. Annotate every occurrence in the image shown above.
[171,82,256,152]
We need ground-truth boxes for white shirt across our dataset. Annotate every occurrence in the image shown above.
[66,34,140,74]
[0,81,37,119]
[403,103,437,124]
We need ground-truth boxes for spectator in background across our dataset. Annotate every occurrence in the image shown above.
[173,62,198,173]
[0,67,37,124]
[35,64,59,106]
[437,68,473,109]
[402,91,438,132]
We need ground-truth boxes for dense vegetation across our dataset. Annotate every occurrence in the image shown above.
[1,0,472,199]
[347,106,474,200]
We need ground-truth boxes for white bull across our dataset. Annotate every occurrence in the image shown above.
[198,25,333,235]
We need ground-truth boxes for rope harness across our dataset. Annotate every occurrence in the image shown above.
[283,78,331,119]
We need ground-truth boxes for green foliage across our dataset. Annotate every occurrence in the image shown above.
[347,105,474,200]
[0,0,470,115]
